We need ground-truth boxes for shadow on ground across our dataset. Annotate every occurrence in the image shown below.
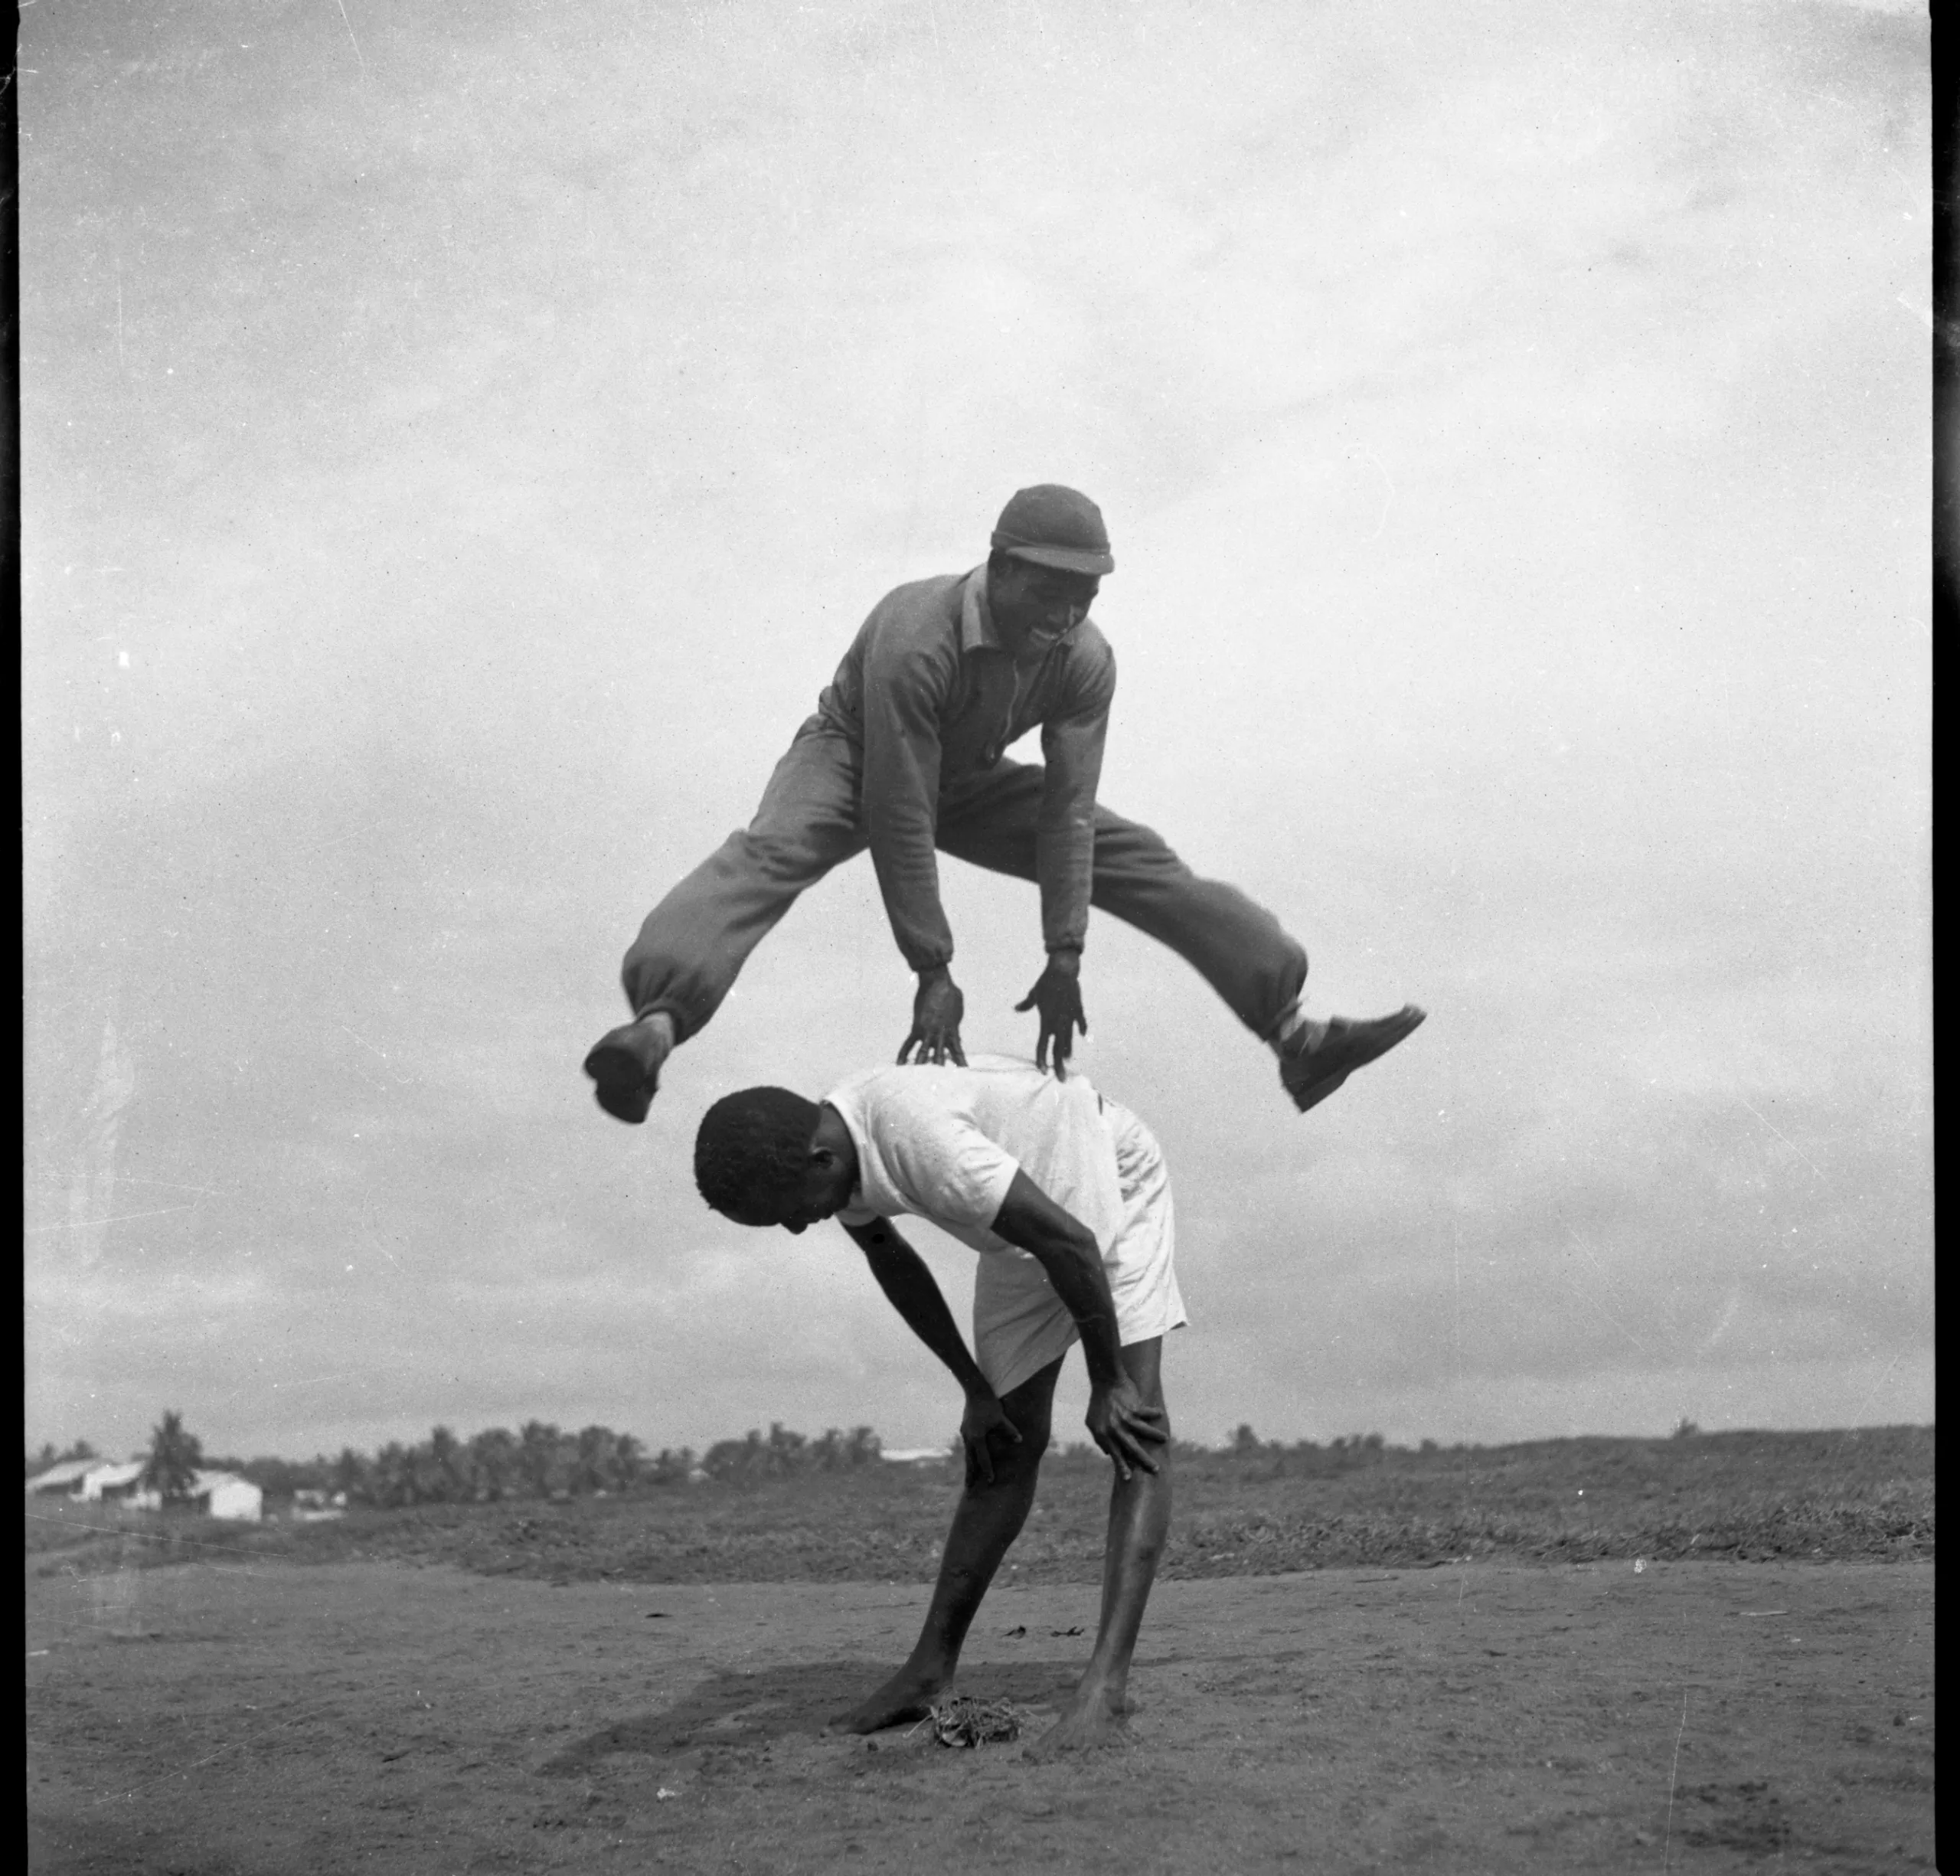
[541,1657,1086,1772]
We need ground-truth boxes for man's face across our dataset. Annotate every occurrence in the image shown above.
[988,557,1101,661]
[739,1149,854,1234]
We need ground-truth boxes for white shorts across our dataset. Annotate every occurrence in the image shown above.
[972,1097,1187,1397]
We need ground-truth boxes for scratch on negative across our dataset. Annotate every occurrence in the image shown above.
[25,1206,198,1234]
[1735,1094,1825,1183]
[1845,1351,1904,1430]
[42,1175,230,1196]
[90,1720,305,1809]
[118,1178,224,1196]
[1662,1689,1689,1870]
[1566,1236,1653,1356]
[334,0,368,76]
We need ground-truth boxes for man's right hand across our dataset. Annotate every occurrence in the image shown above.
[959,1391,1023,1487]
[898,968,967,1067]
[1086,1374,1168,1482]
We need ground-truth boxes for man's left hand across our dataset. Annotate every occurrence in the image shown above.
[1014,949,1086,1077]
[1085,1374,1168,1482]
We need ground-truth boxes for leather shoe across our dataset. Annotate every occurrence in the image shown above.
[583,1018,671,1124]
[1279,1005,1426,1114]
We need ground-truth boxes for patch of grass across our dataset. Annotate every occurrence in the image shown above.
[24,1499,296,1577]
[27,1427,1932,1583]
[1157,1425,1935,1575]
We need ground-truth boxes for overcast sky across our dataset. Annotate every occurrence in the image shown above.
[22,0,1930,1465]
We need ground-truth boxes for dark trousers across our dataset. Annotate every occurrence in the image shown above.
[620,717,1308,1045]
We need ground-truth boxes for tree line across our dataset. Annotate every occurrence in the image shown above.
[31,1415,1419,1510]
[29,1413,887,1508]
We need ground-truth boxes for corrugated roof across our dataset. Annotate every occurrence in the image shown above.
[83,1460,146,1489]
[23,1459,99,1490]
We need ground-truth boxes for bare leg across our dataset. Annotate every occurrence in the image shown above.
[831,1360,1062,1734]
[1029,1337,1171,1756]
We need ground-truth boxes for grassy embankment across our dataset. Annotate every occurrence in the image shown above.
[25,1426,1932,1587]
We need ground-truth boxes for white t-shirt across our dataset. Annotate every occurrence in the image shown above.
[825,1054,1124,1257]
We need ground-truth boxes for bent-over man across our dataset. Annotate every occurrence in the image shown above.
[693,1053,1184,1753]
[589,484,1423,1123]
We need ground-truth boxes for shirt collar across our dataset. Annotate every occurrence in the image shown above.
[961,567,1004,653]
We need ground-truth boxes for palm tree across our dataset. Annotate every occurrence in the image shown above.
[467,1427,518,1501]
[139,1410,203,1507]
[331,1446,370,1505]
[573,1425,616,1495]
[609,1432,645,1492]
[371,1441,416,1508]
[419,1426,465,1503]
[811,1426,882,1470]
[518,1420,570,1499]
[844,1426,880,1467]
[647,1446,695,1485]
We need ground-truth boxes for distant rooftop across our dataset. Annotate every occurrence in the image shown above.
[24,1459,98,1491]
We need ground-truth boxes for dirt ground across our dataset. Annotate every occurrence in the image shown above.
[27,1556,1932,1874]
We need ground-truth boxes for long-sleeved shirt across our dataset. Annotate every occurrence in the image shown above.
[815,567,1116,973]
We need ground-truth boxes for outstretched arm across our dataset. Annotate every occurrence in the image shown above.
[840,1215,1020,1482]
[990,1171,1166,1479]
[858,619,967,1066]
[1023,659,1112,1077]
[1015,946,1085,1078]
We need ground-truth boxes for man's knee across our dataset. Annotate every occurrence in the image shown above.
[724,822,854,889]
[1089,809,1188,876]
[963,1421,1045,1500]
[1001,1413,1052,1472]
[996,1381,1058,1469]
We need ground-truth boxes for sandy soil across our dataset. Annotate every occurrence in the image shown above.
[27,1556,1932,1874]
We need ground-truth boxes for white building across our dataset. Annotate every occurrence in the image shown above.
[24,1459,99,1497]
[197,1472,264,1522]
[290,1488,347,1521]
[77,1460,147,1502]
[74,1461,263,1521]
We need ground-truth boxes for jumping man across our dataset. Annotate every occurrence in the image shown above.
[693,1053,1183,1753]
[587,485,1423,1121]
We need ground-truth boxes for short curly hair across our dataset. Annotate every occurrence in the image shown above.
[694,1087,822,1223]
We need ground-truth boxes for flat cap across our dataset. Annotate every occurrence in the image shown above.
[989,485,1114,576]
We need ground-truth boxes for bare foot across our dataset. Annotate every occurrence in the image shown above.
[828,1664,951,1734]
[1026,1688,1129,1757]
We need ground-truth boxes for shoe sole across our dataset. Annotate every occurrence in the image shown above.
[1285,1008,1426,1114]
[591,1080,653,1124]
[1290,1067,1352,1115]
[583,1036,661,1126]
